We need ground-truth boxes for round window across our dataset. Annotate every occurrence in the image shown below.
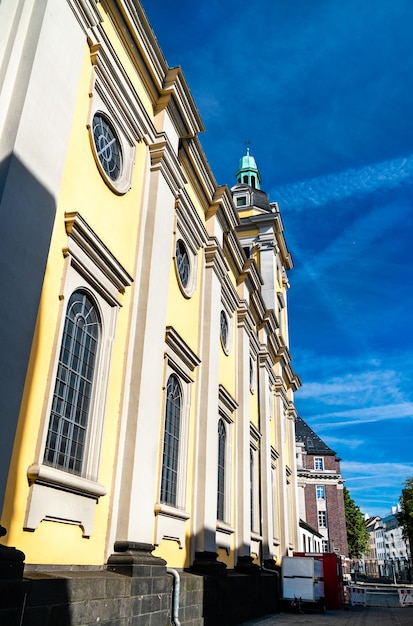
[220,310,228,350]
[92,113,122,181]
[175,239,190,288]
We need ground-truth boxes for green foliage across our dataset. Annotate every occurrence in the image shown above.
[343,486,369,558]
[397,477,413,549]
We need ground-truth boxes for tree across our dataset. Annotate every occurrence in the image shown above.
[343,487,369,559]
[397,477,413,555]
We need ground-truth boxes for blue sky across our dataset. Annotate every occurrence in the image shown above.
[141,1,413,517]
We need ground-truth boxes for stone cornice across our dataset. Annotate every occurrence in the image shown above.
[100,0,168,103]
[204,239,229,280]
[297,470,345,483]
[89,39,153,144]
[149,138,186,195]
[223,231,246,279]
[67,0,102,34]
[156,67,205,138]
[237,257,263,293]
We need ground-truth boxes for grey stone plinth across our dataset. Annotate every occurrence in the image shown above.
[107,541,167,577]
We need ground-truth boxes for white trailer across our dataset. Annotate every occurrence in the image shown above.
[281,556,325,612]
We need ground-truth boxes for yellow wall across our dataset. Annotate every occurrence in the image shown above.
[97,3,154,119]
[166,247,204,357]
[2,42,146,564]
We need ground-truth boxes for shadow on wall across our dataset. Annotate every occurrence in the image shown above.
[0,155,56,523]
[0,573,71,626]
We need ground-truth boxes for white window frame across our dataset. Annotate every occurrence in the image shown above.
[216,385,237,551]
[314,457,324,470]
[220,276,237,356]
[318,510,328,529]
[249,352,257,394]
[173,191,206,298]
[271,448,280,544]
[217,418,227,522]
[316,485,325,499]
[25,212,132,537]
[87,42,145,194]
[154,327,199,548]
[249,423,261,536]
[220,309,230,353]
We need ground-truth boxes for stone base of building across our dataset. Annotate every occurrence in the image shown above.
[0,546,280,625]
[0,525,25,580]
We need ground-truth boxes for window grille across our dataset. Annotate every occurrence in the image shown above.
[44,291,100,475]
[160,375,182,506]
[217,419,226,521]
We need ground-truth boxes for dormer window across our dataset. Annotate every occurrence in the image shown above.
[236,196,247,207]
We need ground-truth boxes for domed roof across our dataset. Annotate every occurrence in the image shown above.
[235,147,261,189]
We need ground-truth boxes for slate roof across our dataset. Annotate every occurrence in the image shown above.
[295,415,336,456]
[231,183,272,212]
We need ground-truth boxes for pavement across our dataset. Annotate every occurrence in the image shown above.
[240,586,413,626]
[239,605,413,625]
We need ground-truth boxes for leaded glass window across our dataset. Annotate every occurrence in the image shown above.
[92,113,122,181]
[44,291,100,475]
[217,419,226,521]
[220,310,228,350]
[175,239,190,288]
[160,375,182,506]
[250,448,254,529]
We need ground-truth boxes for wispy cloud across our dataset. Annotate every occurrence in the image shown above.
[312,402,413,429]
[296,357,413,416]
[298,369,408,403]
[341,461,413,515]
[273,154,413,212]
[322,435,364,450]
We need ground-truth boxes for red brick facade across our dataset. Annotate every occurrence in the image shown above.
[296,416,349,558]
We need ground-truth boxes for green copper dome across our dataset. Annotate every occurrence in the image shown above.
[235,148,261,189]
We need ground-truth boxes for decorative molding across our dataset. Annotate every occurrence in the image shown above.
[154,503,190,548]
[24,464,106,538]
[64,212,133,303]
[67,0,102,34]
[218,385,238,417]
[165,326,200,374]
[155,67,204,139]
[149,138,186,195]
[204,239,229,280]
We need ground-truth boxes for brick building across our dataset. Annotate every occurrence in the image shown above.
[295,416,349,559]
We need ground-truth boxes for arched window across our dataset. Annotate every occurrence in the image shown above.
[250,448,254,529]
[43,290,100,475]
[161,375,182,506]
[217,419,226,521]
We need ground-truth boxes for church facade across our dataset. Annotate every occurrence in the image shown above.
[0,0,305,622]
